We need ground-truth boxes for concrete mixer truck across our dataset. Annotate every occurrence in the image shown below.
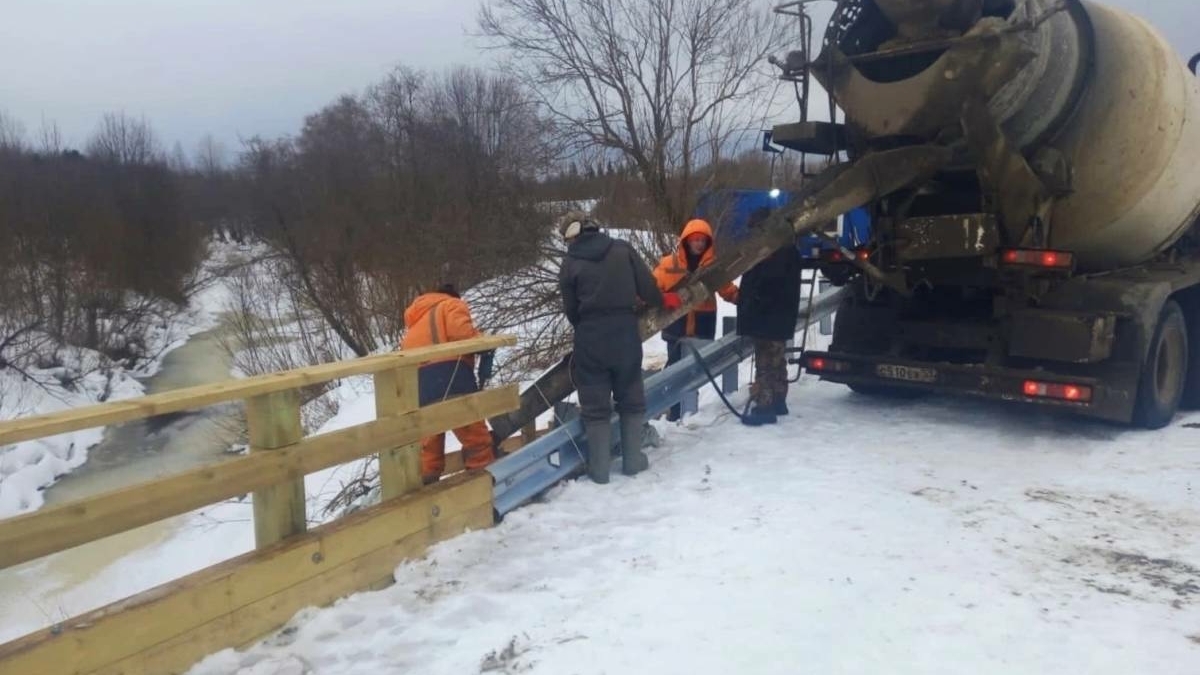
[771,0,1200,428]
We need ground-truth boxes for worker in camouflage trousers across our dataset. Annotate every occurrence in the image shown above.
[558,211,670,484]
[400,279,497,484]
[736,208,803,426]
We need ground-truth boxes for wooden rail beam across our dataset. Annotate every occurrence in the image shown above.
[0,386,517,570]
[0,336,514,447]
[0,473,494,675]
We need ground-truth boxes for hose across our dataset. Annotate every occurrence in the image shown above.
[681,340,748,421]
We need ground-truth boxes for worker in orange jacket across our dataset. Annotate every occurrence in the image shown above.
[400,282,496,484]
[653,218,739,421]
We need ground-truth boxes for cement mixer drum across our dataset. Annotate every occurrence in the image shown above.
[815,0,1200,271]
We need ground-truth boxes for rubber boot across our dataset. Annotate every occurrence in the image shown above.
[620,414,650,476]
[741,406,778,427]
[584,422,612,484]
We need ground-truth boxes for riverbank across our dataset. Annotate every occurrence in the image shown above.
[0,237,247,518]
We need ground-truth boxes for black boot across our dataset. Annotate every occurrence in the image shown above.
[741,406,778,427]
[774,400,789,416]
[584,422,612,484]
[619,414,650,476]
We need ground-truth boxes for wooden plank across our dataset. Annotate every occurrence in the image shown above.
[0,474,493,675]
[247,390,306,548]
[94,503,493,675]
[0,386,517,569]
[0,335,515,447]
[373,367,423,501]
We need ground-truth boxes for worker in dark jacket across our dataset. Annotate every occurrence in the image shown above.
[400,281,496,484]
[736,208,803,426]
[558,211,672,483]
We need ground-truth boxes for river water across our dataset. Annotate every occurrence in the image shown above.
[0,326,243,641]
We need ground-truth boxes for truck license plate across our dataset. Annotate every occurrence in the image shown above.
[876,364,937,383]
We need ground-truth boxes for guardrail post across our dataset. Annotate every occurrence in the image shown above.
[721,317,739,394]
[247,389,306,548]
[374,366,424,501]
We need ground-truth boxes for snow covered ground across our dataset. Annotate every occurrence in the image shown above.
[188,372,1200,675]
[10,237,1199,674]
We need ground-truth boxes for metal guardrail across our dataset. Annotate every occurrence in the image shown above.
[487,286,848,519]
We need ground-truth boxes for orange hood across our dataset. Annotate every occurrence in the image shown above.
[675,219,716,265]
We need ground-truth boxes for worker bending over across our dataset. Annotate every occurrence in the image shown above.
[400,278,496,484]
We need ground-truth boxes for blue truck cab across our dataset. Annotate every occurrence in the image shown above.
[694,188,871,262]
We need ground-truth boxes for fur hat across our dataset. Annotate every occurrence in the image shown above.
[558,210,598,240]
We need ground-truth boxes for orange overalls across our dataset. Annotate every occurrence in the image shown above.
[400,292,495,483]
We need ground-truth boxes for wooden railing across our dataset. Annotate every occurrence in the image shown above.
[0,335,518,675]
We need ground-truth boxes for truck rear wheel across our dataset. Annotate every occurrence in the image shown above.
[1181,301,1200,409]
[1133,300,1188,429]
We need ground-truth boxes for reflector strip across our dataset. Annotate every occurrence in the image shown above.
[1022,380,1093,403]
[1000,248,1075,269]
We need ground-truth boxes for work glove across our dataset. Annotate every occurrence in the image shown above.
[662,292,682,311]
[476,350,495,388]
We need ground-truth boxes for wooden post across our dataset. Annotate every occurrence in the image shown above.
[247,389,306,548]
[521,421,537,445]
[374,367,423,501]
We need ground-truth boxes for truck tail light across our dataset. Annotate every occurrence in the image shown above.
[1023,380,1093,403]
[1000,248,1075,270]
[807,357,851,373]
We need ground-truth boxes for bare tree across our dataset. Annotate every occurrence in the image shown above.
[87,112,162,165]
[0,112,203,382]
[168,141,190,173]
[0,110,24,153]
[479,0,788,239]
[195,133,227,178]
[240,65,553,360]
[37,119,64,155]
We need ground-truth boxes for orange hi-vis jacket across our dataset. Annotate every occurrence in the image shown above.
[400,292,480,368]
[653,219,739,340]
[399,291,494,481]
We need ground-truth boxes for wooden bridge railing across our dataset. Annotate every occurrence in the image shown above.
[0,335,518,675]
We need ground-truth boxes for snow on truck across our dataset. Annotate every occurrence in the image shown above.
[764,0,1200,429]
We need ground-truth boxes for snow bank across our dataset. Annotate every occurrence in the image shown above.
[0,238,251,518]
[0,365,142,516]
[189,375,1200,675]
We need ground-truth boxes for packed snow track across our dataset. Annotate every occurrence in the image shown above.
[190,376,1200,675]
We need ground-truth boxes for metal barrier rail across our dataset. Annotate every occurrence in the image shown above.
[488,286,847,518]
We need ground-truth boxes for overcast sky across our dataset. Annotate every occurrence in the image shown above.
[1,1,1195,159]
